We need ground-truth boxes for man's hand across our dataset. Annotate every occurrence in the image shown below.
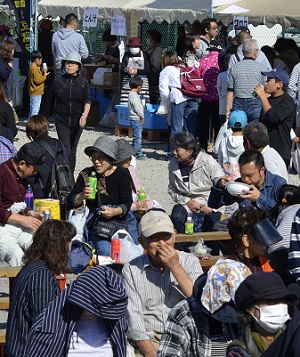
[239,185,260,202]
[254,84,266,99]
[220,174,234,188]
[186,199,201,212]
[137,340,157,357]
[157,243,180,271]
[20,215,42,231]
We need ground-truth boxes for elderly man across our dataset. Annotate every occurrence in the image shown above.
[0,142,46,266]
[243,121,289,182]
[255,68,295,167]
[52,13,88,77]
[226,39,266,122]
[123,210,202,357]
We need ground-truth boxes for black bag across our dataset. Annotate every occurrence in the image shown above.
[68,240,95,274]
[94,214,128,241]
[35,140,75,198]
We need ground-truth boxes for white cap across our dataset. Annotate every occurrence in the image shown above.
[138,211,174,238]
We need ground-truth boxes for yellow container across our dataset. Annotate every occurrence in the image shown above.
[33,199,61,220]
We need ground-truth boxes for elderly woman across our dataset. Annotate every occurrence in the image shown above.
[26,114,71,199]
[6,220,76,357]
[44,52,91,173]
[227,272,298,356]
[67,136,132,255]
[158,259,252,357]
[168,131,225,234]
[24,266,128,357]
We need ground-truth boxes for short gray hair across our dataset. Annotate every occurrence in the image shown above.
[242,39,259,56]
[243,122,269,149]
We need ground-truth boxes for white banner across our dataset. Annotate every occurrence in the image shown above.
[111,15,127,37]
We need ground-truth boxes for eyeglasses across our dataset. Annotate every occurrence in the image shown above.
[90,155,107,163]
[65,61,78,66]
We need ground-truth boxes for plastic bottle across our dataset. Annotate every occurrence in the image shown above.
[87,171,97,199]
[111,237,120,263]
[185,216,194,235]
[24,184,34,209]
[59,195,67,220]
[42,62,48,73]
[137,187,147,214]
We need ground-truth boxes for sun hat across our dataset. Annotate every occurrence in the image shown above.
[261,68,289,87]
[115,138,137,164]
[84,136,118,161]
[245,218,283,246]
[235,272,298,311]
[61,52,82,69]
[16,142,46,170]
[229,110,248,129]
[201,258,252,314]
[207,40,223,52]
[138,210,174,238]
[127,37,142,48]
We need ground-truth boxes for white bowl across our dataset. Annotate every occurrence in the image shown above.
[226,182,251,196]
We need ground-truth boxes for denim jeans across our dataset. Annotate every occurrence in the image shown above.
[233,97,262,122]
[130,120,143,154]
[170,99,199,138]
[29,95,42,117]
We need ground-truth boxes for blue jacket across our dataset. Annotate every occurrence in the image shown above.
[222,169,286,211]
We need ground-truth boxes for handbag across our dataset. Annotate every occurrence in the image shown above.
[94,212,128,241]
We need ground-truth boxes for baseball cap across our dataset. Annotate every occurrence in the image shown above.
[15,142,46,171]
[261,68,289,86]
[235,272,297,311]
[229,110,247,129]
[138,210,174,238]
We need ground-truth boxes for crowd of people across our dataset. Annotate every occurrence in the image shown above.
[2,12,300,357]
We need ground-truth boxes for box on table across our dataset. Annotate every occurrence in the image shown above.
[115,104,168,130]
[103,72,119,87]
[92,68,112,85]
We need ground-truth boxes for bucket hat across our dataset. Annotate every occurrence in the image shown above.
[127,37,142,48]
[84,136,118,161]
[61,52,82,69]
[235,272,298,311]
[115,138,137,163]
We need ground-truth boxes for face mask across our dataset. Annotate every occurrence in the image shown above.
[146,39,151,47]
[129,47,140,55]
[253,303,289,333]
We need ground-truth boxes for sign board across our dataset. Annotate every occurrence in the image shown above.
[83,8,98,27]
[233,16,249,30]
[111,15,127,37]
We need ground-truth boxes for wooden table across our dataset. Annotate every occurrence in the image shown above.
[176,231,231,243]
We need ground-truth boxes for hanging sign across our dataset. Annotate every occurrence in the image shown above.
[233,16,249,30]
[83,8,98,27]
[111,15,127,37]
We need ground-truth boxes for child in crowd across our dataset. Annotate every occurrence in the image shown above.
[128,75,146,160]
[218,110,247,180]
[28,50,49,117]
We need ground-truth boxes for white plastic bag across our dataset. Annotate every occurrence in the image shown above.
[292,142,300,176]
[157,98,170,116]
[68,206,89,241]
[213,120,230,154]
[111,229,143,264]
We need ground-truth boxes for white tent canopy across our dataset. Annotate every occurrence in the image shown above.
[37,0,211,24]
[215,0,300,28]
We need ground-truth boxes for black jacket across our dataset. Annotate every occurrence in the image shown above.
[44,73,91,126]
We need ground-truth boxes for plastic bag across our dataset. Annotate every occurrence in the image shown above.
[68,240,95,274]
[111,229,143,264]
[188,238,212,260]
[213,120,230,154]
[68,206,89,241]
[157,98,170,116]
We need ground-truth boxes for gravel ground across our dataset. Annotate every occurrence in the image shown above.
[0,120,299,325]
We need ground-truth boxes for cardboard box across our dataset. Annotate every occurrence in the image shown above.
[92,68,112,86]
[115,104,168,130]
[103,72,119,87]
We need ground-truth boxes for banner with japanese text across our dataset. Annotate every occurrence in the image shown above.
[7,0,31,61]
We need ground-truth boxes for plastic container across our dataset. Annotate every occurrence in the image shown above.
[87,171,97,200]
[111,237,120,263]
[185,216,194,235]
[24,184,34,209]
[115,104,168,130]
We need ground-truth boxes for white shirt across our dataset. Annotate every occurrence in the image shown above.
[159,65,187,104]
[261,145,289,183]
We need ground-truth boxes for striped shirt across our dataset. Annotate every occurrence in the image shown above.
[289,208,300,282]
[122,251,203,341]
[6,260,60,357]
[227,58,265,98]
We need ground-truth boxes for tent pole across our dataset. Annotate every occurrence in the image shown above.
[34,0,38,50]
[211,0,214,18]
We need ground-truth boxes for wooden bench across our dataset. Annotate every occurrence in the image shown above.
[0,297,9,310]
[176,231,231,243]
